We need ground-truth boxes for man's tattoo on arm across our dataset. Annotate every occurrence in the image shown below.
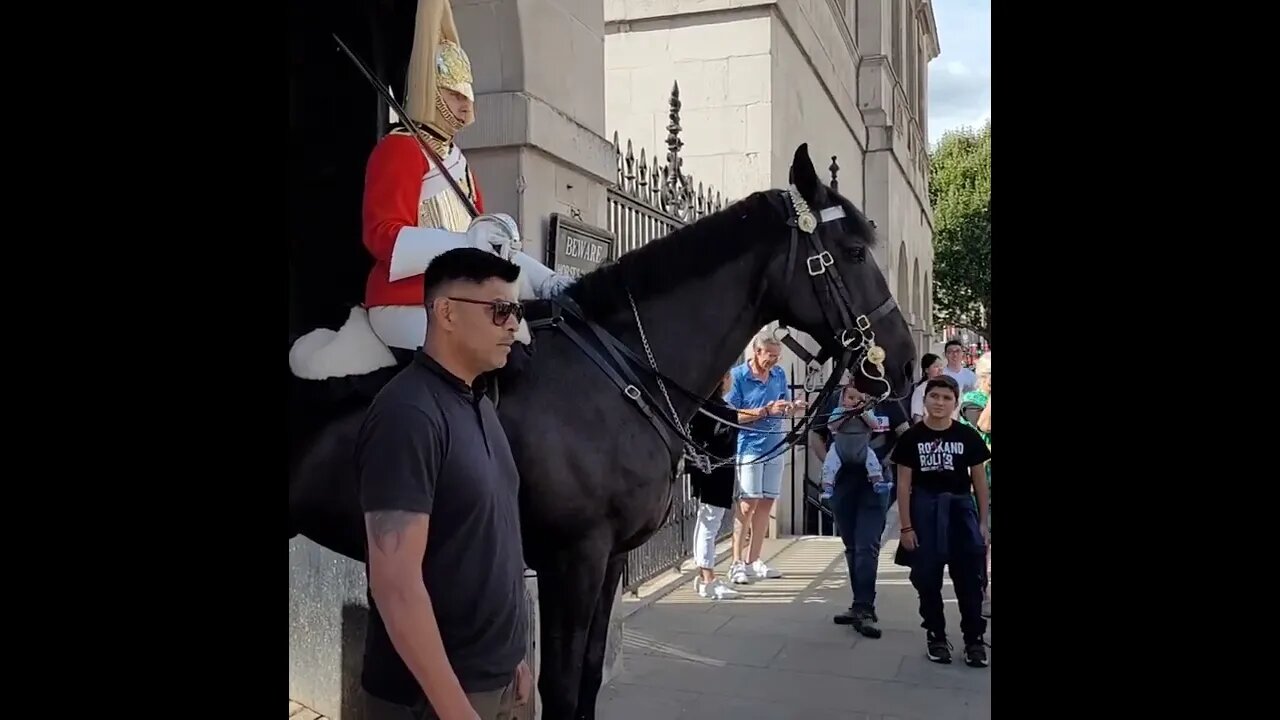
[368,511,420,555]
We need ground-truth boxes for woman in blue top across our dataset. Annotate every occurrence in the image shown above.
[723,332,804,584]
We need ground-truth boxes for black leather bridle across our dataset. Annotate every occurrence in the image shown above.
[536,186,899,475]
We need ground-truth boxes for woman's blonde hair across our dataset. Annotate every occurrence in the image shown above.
[975,351,991,377]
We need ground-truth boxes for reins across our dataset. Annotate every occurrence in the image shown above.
[540,185,901,477]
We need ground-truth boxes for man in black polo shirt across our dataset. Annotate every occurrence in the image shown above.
[355,248,531,720]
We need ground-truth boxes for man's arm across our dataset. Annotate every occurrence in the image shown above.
[357,403,476,720]
[964,426,992,535]
[725,373,776,424]
[809,393,842,461]
[896,466,913,530]
[890,434,915,530]
[970,465,989,531]
[809,430,828,462]
[365,512,475,720]
[737,404,777,425]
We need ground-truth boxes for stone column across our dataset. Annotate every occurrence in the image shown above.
[450,0,621,688]
[452,0,617,265]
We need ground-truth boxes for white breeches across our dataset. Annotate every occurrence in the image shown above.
[368,305,430,352]
[693,503,726,570]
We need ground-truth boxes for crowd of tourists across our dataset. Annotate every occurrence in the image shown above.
[688,334,992,669]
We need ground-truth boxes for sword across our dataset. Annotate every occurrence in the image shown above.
[333,33,479,219]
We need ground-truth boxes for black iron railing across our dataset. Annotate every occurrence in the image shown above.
[608,83,845,590]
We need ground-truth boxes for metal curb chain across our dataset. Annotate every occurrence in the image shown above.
[628,290,728,474]
[628,290,685,429]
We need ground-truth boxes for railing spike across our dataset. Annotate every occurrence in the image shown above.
[624,139,636,194]
[637,148,649,200]
[612,131,622,183]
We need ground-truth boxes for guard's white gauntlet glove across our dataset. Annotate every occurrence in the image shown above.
[467,213,522,261]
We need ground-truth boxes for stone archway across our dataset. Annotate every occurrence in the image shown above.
[896,241,910,315]
[912,258,921,324]
[923,269,932,343]
[912,257,923,363]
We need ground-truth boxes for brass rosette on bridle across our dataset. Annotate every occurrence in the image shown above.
[788,187,819,233]
[867,345,886,366]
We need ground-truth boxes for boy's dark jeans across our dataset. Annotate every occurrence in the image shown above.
[906,488,987,642]
[831,465,891,610]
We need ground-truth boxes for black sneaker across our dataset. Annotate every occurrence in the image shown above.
[834,607,882,638]
[850,607,882,639]
[926,632,952,664]
[963,639,989,668]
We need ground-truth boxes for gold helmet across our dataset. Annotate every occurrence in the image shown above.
[404,0,475,140]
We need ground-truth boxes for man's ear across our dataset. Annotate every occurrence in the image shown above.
[428,297,451,327]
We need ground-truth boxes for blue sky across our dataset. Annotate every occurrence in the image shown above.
[927,0,990,146]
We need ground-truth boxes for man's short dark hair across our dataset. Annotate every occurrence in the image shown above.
[924,375,960,400]
[422,248,522,306]
[944,339,963,351]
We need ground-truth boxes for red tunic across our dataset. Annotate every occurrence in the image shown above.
[361,134,485,309]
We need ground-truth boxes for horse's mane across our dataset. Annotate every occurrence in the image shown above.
[565,185,876,319]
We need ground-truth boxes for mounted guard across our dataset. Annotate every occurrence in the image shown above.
[289,0,573,384]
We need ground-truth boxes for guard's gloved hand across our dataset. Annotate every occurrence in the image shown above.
[467,213,522,260]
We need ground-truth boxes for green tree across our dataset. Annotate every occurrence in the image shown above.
[928,121,991,343]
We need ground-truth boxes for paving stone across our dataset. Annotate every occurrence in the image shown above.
[599,537,991,719]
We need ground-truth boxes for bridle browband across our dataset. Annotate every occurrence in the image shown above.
[540,185,900,476]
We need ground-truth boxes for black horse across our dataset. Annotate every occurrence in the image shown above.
[289,144,916,718]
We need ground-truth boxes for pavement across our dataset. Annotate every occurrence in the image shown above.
[288,701,325,720]
[290,535,991,720]
[597,535,991,720]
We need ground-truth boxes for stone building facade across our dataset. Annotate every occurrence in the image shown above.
[605,0,939,355]
[605,0,940,534]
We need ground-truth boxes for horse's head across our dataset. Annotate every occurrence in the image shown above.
[762,143,916,403]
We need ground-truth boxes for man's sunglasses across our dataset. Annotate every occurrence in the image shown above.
[446,297,524,325]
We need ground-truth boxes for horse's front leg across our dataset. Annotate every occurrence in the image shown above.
[536,535,610,720]
[575,553,626,719]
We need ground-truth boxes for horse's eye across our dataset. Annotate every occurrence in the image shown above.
[845,246,865,263]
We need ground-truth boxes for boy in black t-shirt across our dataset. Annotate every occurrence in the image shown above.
[891,376,991,668]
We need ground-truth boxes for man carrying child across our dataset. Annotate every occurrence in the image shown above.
[819,384,898,638]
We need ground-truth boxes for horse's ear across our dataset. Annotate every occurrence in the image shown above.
[791,143,819,203]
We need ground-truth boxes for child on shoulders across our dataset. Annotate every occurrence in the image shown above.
[819,386,887,500]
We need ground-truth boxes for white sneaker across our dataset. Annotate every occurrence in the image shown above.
[751,560,782,579]
[729,562,752,584]
[695,578,741,600]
